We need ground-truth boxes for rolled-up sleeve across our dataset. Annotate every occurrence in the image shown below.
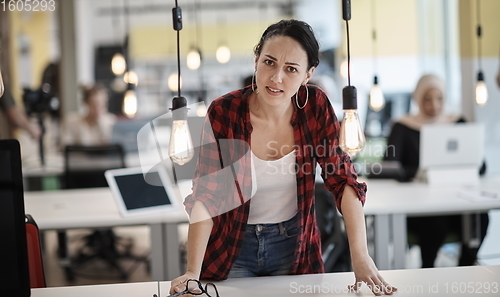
[315,92,367,214]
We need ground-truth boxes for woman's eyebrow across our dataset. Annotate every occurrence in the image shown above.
[264,54,301,67]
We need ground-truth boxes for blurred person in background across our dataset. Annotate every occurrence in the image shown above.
[61,83,116,146]
[384,73,488,268]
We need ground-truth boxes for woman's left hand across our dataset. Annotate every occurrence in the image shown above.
[349,253,397,295]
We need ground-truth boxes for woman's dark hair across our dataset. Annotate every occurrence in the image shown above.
[254,19,320,70]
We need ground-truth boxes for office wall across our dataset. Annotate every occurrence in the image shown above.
[6,10,56,105]
[459,0,500,173]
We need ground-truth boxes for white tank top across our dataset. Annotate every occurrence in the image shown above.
[248,150,298,224]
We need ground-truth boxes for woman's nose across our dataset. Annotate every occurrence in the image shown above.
[270,69,283,83]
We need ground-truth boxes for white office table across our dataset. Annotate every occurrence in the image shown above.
[362,175,500,270]
[158,265,500,297]
[21,153,144,178]
[30,265,500,296]
[31,281,159,297]
[25,175,500,280]
[24,185,190,281]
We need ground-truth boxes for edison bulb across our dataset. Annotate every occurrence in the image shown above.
[123,71,138,86]
[168,120,194,165]
[339,110,366,156]
[369,84,385,111]
[475,80,488,106]
[123,90,137,118]
[187,49,201,70]
[111,53,126,76]
[168,74,182,92]
[196,102,207,117]
[216,45,231,64]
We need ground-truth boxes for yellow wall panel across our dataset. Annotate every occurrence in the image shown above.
[460,0,500,58]
[348,0,419,57]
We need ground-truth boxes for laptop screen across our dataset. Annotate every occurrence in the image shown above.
[0,140,30,296]
[114,171,172,210]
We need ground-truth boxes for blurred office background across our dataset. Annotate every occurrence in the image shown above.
[1,0,499,287]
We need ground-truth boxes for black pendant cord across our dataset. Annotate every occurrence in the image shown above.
[476,0,482,72]
[177,29,181,97]
[175,0,182,98]
[345,20,351,86]
[371,0,378,78]
[124,0,131,73]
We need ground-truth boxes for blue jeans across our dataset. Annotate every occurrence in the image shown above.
[227,214,299,278]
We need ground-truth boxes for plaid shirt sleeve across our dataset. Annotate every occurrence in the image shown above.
[184,95,251,220]
[312,87,367,214]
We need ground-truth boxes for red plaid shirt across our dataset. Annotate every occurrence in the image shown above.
[184,85,366,280]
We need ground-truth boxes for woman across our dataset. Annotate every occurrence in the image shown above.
[61,83,116,146]
[385,74,489,268]
[171,20,396,295]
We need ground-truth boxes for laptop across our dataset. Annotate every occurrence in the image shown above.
[419,123,484,185]
[420,123,484,169]
[0,140,30,297]
[105,166,180,217]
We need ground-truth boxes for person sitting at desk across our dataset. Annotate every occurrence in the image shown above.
[0,87,41,140]
[170,19,396,296]
[384,73,489,268]
[61,83,116,146]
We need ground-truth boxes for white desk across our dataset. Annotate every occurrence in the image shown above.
[24,186,190,281]
[159,265,500,297]
[21,153,144,178]
[25,175,500,280]
[31,281,159,297]
[362,175,500,270]
[30,265,500,296]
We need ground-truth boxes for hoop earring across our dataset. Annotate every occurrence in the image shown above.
[251,71,259,94]
[295,85,309,109]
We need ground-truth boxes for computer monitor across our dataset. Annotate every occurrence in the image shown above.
[0,139,30,297]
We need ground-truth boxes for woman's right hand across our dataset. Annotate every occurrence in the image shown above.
[169,272,199,296]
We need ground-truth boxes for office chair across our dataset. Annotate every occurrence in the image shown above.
[59,144,147,281]
[315,183,351,272]
[63,144,125,188]
[25,214,46,288]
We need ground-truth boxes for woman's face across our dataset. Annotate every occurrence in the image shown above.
[420,88,444,118]
[86,90,108,117]
[254,35,314,107]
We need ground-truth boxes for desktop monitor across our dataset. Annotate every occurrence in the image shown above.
[0,139,30,297]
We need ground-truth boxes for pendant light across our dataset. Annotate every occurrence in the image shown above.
[121,0,137,117]
[186,0,202,70]
[339,0,365,156]
[475,0,488,106]
[111,1,126,76]
[187,48,201,70]
[369,0,385,112]
[111,53,126,76]
[168,1,194,166]
[215,18,230,64]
